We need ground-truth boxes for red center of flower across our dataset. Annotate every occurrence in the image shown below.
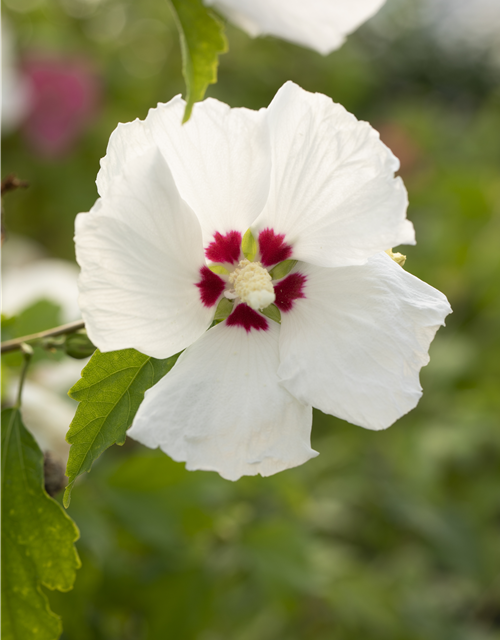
[195,228,306,329]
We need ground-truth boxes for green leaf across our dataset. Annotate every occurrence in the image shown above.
[64,348,179,508]
[1,408,80,640]
[168,0,228,122]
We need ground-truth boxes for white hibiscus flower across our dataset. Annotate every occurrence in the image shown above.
[204,0,386,54]
[75,81,451,481]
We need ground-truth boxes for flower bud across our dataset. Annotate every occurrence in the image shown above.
[64,332,95,359]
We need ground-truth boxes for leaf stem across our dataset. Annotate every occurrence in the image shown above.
[1,320,85,354]
[15,344,34,409]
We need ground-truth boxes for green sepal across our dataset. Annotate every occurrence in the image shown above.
[1,408,81,640]
[261,304,281,324]
[209,264,230,275]
[242,228,257,262]
[270,260,297,281]
[64,332,96,359]
[63,348,179,507]
[168,0,228,122]
[213,297,234,321]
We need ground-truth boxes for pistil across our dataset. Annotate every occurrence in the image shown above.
[228,259,276,311]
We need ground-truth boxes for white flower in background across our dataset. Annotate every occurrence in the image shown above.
[75,81,451,481]
[204,0,386,54]
[437,0,500,56]
[370,0,500,66]
[3,243,86,466]
[8,379,73,467]
[1,19,30,134]
[17,357,90,467]
[2,257,82,323]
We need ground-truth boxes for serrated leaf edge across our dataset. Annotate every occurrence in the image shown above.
[64,355,156,507]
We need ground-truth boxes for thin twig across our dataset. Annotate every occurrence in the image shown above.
[15,344,33,408]
[1,174,29,196]
[1,320,86,354]
[1,174,29,244]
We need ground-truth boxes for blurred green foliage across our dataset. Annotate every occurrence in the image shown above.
[2,0,500,638]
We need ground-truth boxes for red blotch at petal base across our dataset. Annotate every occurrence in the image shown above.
[258,228,293,267]
[274,273,306,313]
[196,266,225,307]
[226,303,269,332]
[205,231,242,264]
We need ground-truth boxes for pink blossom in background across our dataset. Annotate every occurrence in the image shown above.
[22,54,101,158]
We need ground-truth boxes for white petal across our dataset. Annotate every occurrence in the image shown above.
[76,146,214,359]
[96,117,155,197]
[146,96,271,245]
[128,320,316,481]
[205,0,386,54]
[277,253,452,430]
[252,82,414,268]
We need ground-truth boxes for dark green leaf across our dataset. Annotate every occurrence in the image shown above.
[63,348,179,507]
[1,408,80,640]
[168,0,228,122]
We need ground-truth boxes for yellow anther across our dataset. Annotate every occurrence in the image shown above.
[385,248,406,267]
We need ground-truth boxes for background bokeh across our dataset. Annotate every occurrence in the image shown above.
[2,0,500,638]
